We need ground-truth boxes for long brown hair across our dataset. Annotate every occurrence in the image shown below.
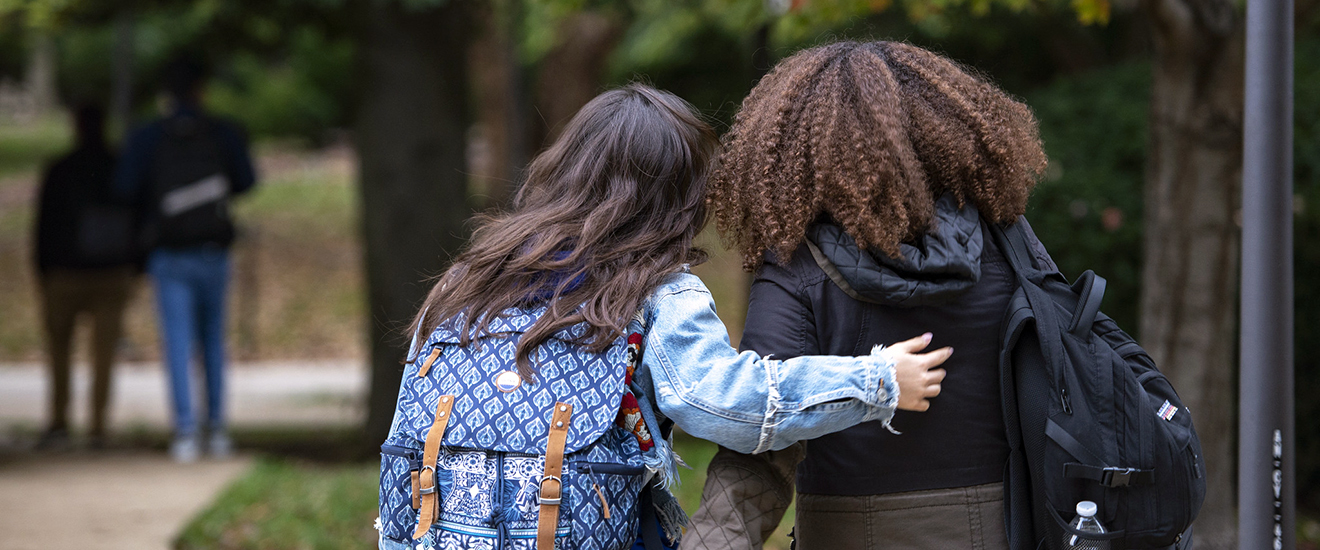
[410,84,716,379]
[709,41,1047,270]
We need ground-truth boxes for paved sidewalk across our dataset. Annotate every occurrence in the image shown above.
[0,360,366,432]
[0,360,366,550]
[0,452,251,550]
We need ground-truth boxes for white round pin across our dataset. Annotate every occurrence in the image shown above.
[495,370,521,392]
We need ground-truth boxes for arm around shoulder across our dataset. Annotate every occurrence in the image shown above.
[639,274,898,454]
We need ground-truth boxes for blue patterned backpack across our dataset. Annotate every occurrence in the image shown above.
[377,307,677,550]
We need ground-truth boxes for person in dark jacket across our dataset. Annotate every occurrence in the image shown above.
[114,57,257,463]
[33,104,139,448]
[686,41,1050,550]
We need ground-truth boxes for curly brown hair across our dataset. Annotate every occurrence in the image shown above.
[709,40,1047,270]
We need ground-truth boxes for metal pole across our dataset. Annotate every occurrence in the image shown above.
[1239,0,1294,548]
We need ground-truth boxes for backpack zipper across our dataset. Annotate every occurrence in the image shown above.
[583,464,612,519]
[574,462,644,476]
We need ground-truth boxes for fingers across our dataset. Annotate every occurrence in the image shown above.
[889,332,933,354]
[909,346,953,370]
[906,369,945,411]
[889,337,950,413]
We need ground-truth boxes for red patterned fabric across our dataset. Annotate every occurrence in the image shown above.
[616,332,654,451]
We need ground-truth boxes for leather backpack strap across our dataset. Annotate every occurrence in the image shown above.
[537,402,573,550]
[413,395,456,539]
[410,470,421,509]
[416,347,443,378]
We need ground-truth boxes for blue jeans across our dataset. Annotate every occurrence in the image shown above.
[148,247,230,436]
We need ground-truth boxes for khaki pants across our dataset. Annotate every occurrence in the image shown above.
[40,267,137,437]
[795,482,1009,550]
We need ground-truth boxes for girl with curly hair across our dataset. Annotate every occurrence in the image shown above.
[686,41,1049,550]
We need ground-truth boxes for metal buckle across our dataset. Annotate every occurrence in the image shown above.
[418,465,437,495]
[539,475,562,505]
[1102,467,1135,487]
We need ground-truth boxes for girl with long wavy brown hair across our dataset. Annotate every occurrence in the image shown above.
[384,84,950,550]
[687,41,1048,550]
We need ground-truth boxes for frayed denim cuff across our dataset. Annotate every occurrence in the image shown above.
[863,345,901,433]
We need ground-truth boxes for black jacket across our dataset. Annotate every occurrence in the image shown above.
[738,195,1022,495]
[34,144,134,273]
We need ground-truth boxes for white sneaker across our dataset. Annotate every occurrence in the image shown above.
[208,431,234,459]
[170,435,201,463]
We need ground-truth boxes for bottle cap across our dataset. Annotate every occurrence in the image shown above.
[1076,501,1098,517]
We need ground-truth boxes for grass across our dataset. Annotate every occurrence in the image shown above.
[176,459,380,550]
[176,432,792,550]
[0,116,69,178]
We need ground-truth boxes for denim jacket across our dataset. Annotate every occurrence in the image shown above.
[635,272,899,456]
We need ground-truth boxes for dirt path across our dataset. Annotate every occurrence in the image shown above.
[0,452,250,550]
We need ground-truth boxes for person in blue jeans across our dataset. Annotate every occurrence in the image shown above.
[115,57,257,462]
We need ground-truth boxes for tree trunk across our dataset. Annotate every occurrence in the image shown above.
[111,11,135,134]
[1139,1,1243,547]
[532,12,623,142]
[468,0,530,208]
[355,0,473,446]
[24,32,56,119]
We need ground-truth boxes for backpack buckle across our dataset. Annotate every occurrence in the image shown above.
[418,465,437,495]
[539,475,562,505]
[1102,467,1135,487]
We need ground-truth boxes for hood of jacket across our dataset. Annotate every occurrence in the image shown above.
[805,194,984,308]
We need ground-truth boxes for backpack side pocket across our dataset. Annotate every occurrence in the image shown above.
[567,460,645,548]
[380,442,422,544]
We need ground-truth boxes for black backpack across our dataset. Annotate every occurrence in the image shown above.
[992,218,1206,550]
[145,115,235,248]
[75,202,139,265]
[61,150,139,267]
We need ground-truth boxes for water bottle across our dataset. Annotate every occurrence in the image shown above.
[1062,500,1110,550]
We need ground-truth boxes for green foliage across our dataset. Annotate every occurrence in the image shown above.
[0,0,81,29]
[1292,33,1320,510]
[607,0,765,69]
[206,27,354,143]
[38,2,353,141]
[174,459,379,550]
[771,0,1101,44]
[607,17,757,128]
[1024,61,1150,332]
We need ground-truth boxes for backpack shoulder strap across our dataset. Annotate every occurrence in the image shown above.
[994,216,1061,279]
[996,219,1037,276]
